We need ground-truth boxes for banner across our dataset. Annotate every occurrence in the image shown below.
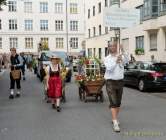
[103,7,140,28]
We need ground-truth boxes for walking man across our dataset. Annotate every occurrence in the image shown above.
[9,48,23,99]
[104,42,128,132]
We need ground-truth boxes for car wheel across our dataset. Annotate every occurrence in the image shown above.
[138,79,146,92]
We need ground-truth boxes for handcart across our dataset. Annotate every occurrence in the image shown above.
[83,80,104,102]
[76,58,105,103]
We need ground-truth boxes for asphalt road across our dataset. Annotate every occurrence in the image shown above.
[0,70,166,140]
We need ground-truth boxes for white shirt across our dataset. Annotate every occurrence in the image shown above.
[104,53,128,80]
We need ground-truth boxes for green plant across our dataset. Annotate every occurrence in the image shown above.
[135,48,144,55]
[41,41,49,51]
[0,0,6,11]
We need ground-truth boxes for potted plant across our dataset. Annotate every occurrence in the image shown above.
[135,48,144,55]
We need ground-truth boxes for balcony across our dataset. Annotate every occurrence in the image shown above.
[160,3,166,16]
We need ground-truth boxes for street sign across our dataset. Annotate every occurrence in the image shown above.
[103,7,140,28]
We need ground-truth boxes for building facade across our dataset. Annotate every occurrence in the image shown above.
[85,0,166,62]
[0,0,85,54]
[85,0,112,60]
[121,0,166,62]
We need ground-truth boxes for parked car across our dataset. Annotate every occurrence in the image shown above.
[37,51,72,82]
[124,61,166,91]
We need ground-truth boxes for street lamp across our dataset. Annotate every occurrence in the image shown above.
[69,40,73,55]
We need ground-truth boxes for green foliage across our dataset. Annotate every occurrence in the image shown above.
[40,41,49,51]
[135,48,144,55]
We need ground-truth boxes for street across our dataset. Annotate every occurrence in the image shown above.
[0,71,166,140]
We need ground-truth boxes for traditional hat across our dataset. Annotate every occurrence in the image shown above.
[50,55,61,61]
[10,47,16,51]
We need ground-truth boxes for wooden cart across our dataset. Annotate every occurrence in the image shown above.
[77,58,104,102]
[83,80,104,102]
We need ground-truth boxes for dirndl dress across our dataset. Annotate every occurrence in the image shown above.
[48,67,62,98]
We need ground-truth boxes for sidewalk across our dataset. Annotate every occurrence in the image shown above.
[0,69,5,78]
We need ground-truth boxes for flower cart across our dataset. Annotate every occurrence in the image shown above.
[75,58,105,102]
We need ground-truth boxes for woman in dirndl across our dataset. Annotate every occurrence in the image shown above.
[46,55,62,112]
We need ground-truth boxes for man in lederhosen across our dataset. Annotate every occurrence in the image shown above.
[9,48,23,99]
[104,42,128,132]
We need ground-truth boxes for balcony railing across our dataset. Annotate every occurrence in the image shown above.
[160,3,166,15]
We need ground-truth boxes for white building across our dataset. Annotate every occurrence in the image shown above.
[0,0,85,54]
[121,0,166,62]
[85,0,166,62]
[85,0,111,60]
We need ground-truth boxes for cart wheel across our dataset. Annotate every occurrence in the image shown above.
[79,87,83,101]
[95,95,98,102]
[100,91,104,102]
[84,92,87,103]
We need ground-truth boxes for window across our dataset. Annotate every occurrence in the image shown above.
[105,27,108,34]
[55,3,63,13]
[9,38,18,48]
[25,20,33,31]
[99,25,101,35]
[93,6,95,16]
[160,0,166,12]
[98,2,101,13]
[40,2,48,13]
[144,0,159,18]
[70,21,78,31]
[56,38,64,48]
[110,0,120,6]
[9,19,17,30]
[144,0,151,17]
[93,27,96,37]
[0,38,2,49]
[55,20,63,31]
[152,0,159,17]
[88,9,90,18]
[40,20,48,31]
[25,38,33,49]
[0,20,1,30]
[93,48,96,57]
[8,1,16,12]
[105,0,108,7]
[136,36,144,49]
[24,2,32,13]
[70,38,78,49]
[88,29,91,38]
[88,48,92,57]
[99,48,102,59]
[150,33,157,50]
[137,5,143,23]
[70,3,78,14]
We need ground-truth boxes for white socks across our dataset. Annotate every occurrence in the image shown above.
[10,89,14,95]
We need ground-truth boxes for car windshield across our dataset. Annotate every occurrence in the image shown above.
[151,63,166,72]
[41,51,68,61]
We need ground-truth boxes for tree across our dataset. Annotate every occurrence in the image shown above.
[0,0,7,11]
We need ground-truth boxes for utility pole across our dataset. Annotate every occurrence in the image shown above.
[66,0,69,54]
